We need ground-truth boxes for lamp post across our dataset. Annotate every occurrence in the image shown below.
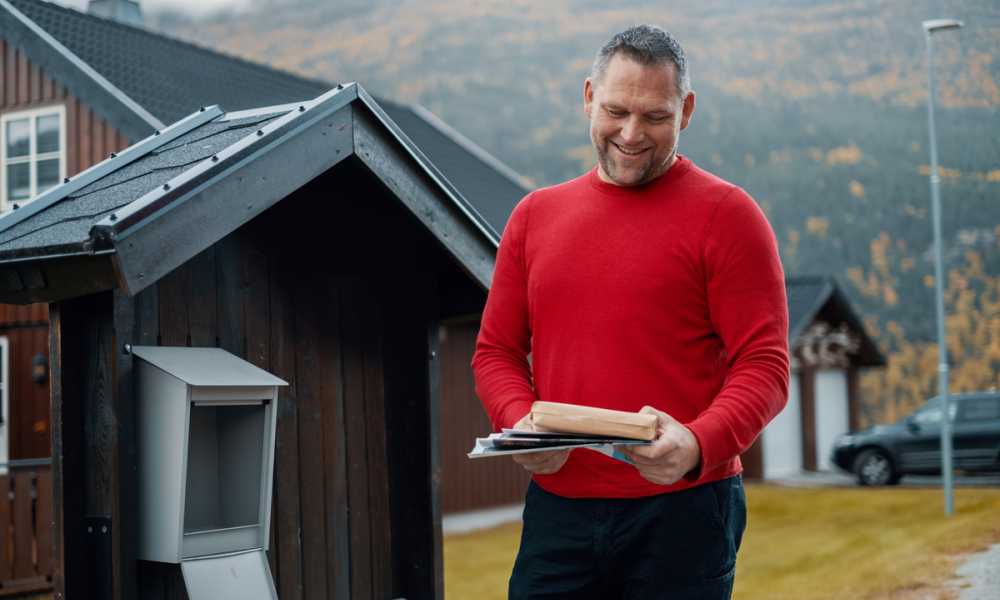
[922,17,962,517]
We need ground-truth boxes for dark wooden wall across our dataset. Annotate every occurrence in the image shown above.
[847,366,861,431]
[52,158,457,600]
[1,38,130,177]
[439,319,529,513]
[0,303,49,459]
[799,367,817,471]
[740,437,763,480]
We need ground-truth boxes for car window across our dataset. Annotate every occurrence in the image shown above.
[958,397,1000,422]
[913,401,957,425]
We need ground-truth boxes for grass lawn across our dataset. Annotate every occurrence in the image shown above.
[443,484,1000,599]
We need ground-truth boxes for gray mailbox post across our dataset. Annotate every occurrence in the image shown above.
[132,346,287,600]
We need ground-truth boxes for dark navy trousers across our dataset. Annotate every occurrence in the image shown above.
[509,476,746,600]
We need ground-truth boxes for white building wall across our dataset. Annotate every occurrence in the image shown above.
[763,372,803,479]
[814,369,849,471]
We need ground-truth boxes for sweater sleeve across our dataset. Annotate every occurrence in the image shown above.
[686,187,790,477]
[471,195,538,430]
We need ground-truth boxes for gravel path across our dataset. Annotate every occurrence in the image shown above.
[953,543,1000,600]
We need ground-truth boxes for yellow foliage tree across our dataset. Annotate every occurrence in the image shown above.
[859,250,1000,426]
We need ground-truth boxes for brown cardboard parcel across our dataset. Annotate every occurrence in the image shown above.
[530,401,658,441]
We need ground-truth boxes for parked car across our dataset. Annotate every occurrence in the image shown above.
[832,392,1000,485]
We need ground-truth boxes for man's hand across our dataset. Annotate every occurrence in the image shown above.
[509,412,571,475]
[621,406,701,486]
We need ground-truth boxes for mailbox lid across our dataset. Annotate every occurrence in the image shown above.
[180,549,277,600]
[132,346,288,387]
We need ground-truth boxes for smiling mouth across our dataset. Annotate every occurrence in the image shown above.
[611,142,648,157]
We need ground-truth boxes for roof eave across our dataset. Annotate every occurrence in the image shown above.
[0,248,117,304]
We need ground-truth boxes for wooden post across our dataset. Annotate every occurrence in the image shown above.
[51,292,131,598]
[113,290,139,600]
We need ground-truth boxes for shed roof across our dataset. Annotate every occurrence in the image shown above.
[0,84,498,303]
[131,345,288,387]
[786,275,885,367]
[1,0,527,235]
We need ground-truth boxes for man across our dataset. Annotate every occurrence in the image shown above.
[472,24,789,599]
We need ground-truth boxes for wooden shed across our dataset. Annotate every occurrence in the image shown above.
[741,276,886,480]
[0,0,529,511]
[0,84,498,599]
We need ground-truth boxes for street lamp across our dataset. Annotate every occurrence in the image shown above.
[921,17,962,517]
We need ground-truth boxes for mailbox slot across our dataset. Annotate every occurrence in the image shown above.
[182,400,270,558]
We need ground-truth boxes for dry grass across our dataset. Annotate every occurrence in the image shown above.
[443,484,1000,600]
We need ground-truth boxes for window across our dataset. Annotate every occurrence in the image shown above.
[1,106,66,212]
[958,396,1000,422]
[913,398,957,425]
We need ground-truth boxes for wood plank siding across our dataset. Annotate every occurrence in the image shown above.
[0,319,49,460]
[1,38,129,465]
[740,437,764,480]
[0,465,54,596]
[0,39,130,176]
[439,320,529,512]
[53,157,452,599]
[0,303,49,459]
[799,367,817,471]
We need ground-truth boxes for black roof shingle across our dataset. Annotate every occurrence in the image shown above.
[3,0,528,235]
[8,0,330,123]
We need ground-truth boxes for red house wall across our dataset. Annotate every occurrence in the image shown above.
[1,38,130,459]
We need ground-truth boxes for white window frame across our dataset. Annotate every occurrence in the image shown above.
[0,336,9,473]
[0,104,67,212]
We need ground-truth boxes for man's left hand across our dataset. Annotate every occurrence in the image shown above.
[621,406,701,486]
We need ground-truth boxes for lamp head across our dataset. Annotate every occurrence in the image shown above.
[923,19,963,33]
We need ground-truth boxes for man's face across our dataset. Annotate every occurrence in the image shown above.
[584,54,695,187]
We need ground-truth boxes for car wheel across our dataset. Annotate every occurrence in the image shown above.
[853,449,898,486]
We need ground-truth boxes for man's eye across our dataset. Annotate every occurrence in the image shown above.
[647,115,669,123]
[607,109,626,117]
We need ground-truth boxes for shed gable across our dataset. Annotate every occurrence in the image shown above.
[0,84,498,305]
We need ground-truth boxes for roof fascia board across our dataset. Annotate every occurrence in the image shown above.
[356,87,500,247]
[409,103,532,193]
[353,101,495,290]
[0,251,117,304]
[0,0,164,139]
[0,105,222,237]
[94,86,358,296]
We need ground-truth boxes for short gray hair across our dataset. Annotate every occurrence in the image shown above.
[591,25,691,97]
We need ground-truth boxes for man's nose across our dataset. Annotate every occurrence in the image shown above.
[619,117,644,144]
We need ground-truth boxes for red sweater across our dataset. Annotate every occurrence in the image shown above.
[472,156,790,498]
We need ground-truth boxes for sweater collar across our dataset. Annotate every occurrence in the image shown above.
[587,154,692,196]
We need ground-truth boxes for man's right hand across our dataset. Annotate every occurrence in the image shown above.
[510,413,571,475]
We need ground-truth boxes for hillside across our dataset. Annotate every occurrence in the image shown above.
[153,0,1000,419]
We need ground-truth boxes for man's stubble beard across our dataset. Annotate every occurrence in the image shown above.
[595,139,677,187]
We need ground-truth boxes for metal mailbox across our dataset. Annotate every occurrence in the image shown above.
[132,346,287,600]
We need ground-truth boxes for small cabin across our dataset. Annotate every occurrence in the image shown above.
[0,84,497,599]
[741,276,887,479]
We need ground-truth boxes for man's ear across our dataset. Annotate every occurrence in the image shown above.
[680,91,696,131]
[583,77,595,118]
